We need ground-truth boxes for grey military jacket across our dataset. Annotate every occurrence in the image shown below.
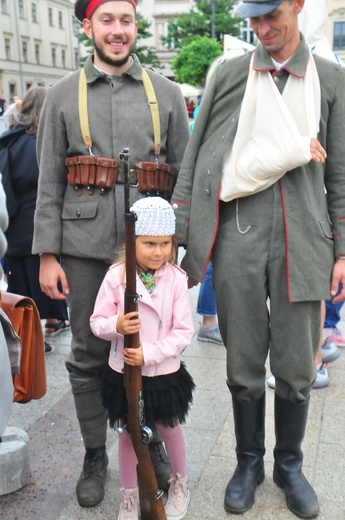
[33,55,189,263]
[172,37,345,302]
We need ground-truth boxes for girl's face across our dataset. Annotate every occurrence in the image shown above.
[136,235,173,272]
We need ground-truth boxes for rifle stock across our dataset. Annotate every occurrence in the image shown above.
[121,148,167,520]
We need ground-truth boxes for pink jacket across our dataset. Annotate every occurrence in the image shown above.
[90,262,194,377]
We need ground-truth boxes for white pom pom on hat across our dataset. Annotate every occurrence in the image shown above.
[130,197,176,236]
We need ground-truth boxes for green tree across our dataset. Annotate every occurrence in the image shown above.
[135,13,162,69]
[76,13,161,69]
[162,0,240,50]
[171,36,222,86]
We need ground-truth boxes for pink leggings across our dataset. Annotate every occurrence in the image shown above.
[118,423,186,488]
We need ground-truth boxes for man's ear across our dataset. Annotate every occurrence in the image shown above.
[83,18,92,39]
[294,0,305,15]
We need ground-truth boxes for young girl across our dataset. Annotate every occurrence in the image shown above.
[90,197,195,520]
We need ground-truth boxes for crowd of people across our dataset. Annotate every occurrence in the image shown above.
[1,1,344,519]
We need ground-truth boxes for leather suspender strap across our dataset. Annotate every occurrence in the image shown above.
[78,67,161,156]
[141,69,161,156]
[78,68,93,151]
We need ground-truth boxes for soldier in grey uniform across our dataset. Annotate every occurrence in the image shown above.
[33,0,189,507]
[171,0,345,518]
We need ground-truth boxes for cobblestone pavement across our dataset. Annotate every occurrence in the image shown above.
[1,285,344,519]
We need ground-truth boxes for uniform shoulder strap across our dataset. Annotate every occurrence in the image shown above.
[78,67,161,156]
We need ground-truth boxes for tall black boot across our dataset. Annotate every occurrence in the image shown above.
[273,395,319,519]
[224,393,265,514]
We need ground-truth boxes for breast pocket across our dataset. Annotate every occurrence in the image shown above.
[62,200,98,220]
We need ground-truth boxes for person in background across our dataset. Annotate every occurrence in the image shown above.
[0,95,6,117]
[171,0,345,517]
[1,85,70,355]
[196,264,223,344]
[3,96,22,128]
[32,0,190,508]
[0,172,14,439]
[90,197,194,520]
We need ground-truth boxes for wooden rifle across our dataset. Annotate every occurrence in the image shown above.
[120,147,167,520]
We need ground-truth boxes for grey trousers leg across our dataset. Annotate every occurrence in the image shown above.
[62,255,110,448]
[212,187,320,402]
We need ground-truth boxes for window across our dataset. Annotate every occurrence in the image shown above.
[1,0,7,14]
[48,7,53,26]
[241,19,256,45]
[61,49,66,68]
[51,47,56,67]
[9,84,16,101]
[334,22,345,50]
[32,3,37,22]
[22,41,28,62]
[155,19,174,50]
[5,38,11,59]
[6,38,14,61]
[18,0,24,18]
[35,43,40,64]
[59,11,63,29]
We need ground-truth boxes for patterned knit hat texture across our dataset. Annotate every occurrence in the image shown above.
[130,197,176,236]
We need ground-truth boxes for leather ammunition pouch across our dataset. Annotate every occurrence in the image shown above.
[135,161,177,198]
[65,155,119,196]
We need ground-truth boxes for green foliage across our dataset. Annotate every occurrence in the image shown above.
[171,36,222,86]
[75,13,161,69]
[135,13,162,69]
[162,0,241,50]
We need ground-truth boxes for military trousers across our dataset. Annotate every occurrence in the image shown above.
[212,185,321,403]
[62,255,111,448]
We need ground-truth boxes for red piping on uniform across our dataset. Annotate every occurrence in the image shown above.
[171,199,189,206]
[279,180,292,302]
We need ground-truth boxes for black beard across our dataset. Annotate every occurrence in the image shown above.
[93,39,132,69]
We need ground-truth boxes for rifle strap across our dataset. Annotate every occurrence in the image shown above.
[78,67,161,156]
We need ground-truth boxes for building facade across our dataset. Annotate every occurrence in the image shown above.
[136,0,194,77]
[0,0,79,104]
[324,0,345,61]
[0,0,344,106]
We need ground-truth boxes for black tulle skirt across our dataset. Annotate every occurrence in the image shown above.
[101,362,195,429]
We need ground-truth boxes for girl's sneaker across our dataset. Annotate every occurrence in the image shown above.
[118,487,139,520]
[324,326,345,346]
[165,474,190,520]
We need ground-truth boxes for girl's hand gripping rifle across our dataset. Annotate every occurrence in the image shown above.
[120,148,167,520]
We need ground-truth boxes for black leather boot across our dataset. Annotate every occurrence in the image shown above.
[149,440,172,492]
[273,395,319,519]
[224,393,265,514]
[76,445,109,507]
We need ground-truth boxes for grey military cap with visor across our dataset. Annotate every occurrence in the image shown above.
[235,0,283,18]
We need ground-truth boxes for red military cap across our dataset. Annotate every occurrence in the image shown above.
[74,0,137,22]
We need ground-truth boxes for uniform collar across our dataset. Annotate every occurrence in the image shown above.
[253,33,310,79]
[83,53,144,84]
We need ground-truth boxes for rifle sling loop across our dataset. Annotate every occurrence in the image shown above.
[78,68,161,156]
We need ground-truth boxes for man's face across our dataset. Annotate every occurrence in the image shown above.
[83,1,138,74]
[249,0,304,62]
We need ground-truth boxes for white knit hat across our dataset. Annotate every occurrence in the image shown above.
[130,197,176,236]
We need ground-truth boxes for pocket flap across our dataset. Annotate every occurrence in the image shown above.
[62,201,98,220]
[319,219,333,239]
